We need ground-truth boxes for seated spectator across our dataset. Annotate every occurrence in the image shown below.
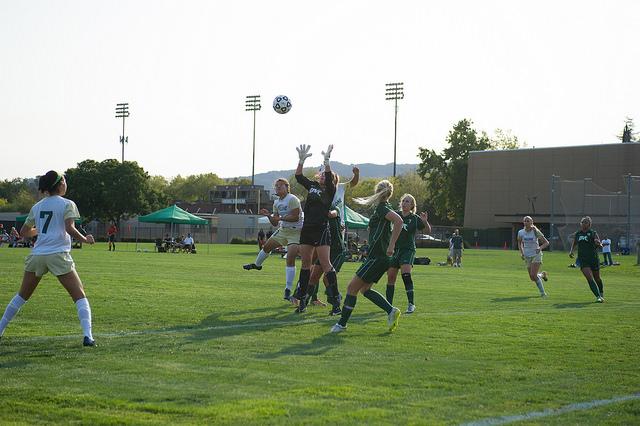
[163,233,174,251]
[0,230,9,247]
[183,233,195,253]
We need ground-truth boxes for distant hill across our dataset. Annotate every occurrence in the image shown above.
[239,162,417,188]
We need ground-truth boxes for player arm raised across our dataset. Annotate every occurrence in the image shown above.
[419,211,432,235]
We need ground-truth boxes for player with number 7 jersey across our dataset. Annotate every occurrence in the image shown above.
[0,170,97,347]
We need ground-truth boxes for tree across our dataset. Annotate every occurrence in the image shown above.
[166,173,223,202]
[618,117,637,143]
[417,119,491,224]
[0,178,38,212]
[489,128,523,150]
[65,159,165,222]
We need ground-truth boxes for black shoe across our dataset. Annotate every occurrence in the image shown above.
[295,298,307,313]
[83,336,96,347]
[243,263,262,271]
[329,305,342,316]
[283,288,292,301]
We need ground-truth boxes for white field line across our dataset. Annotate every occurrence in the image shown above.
[461,392,640,425]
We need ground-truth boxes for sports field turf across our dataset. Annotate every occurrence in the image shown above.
[0,244,639,425]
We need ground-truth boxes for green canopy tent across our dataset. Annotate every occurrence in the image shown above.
[344,205,369,229]
[137,205,210,252]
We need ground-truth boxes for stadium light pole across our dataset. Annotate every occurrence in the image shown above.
[115,103,130,162]
[245,95,261,186]
[385,82,404,177]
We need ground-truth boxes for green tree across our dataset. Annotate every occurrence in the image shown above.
[490,128,523,150]
[417,119,491,224]
[65,160,165,222]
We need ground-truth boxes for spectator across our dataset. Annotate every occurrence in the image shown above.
[0,229,9,247]
[601,235,613,266]
[450,229,464,267]
[183,233,195,253]
[107,222,118,252]
[257,229,266,250]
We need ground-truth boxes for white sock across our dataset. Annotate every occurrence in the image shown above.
[535,277,546,295]
[285,266,296,291]
[0,294,27,337]
[255,250,269,267]
[75,298,93,340]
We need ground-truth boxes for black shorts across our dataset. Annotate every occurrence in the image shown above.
[300,223,331,247]
[108,235,116,242]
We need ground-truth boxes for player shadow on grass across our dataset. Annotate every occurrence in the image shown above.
[490,296,539,302]
[181,304,338,342]
[551,302,593,309]
[255,311,383,359]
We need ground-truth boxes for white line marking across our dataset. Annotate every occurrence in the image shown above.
[461,393,640,426]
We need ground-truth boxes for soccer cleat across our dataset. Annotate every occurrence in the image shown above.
[329,305,342,316]
[83,336,96,347]
[540,271,549,282]
[311,299,327,307]
[242,263,262,271]
[406,303,416,314]
[596,297,605,303]
[541,293,548,298]
[283,288,292,301]
[387,307,401,332]
[330,323,346,333]
[295,298,307,313]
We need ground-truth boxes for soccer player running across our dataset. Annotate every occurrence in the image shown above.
[293,144,339,313]
[243,178,302,302]
[385,194,431,314]
[306,166,359,315]
[330,180,404,333]
[569,216,605,303]
[0,171,97,347]
[517,216,550,298]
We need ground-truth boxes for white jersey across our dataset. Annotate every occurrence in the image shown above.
[332,182,348,225]
[25,195,80,255]
[273,193,303,229]
[517,227,544,257]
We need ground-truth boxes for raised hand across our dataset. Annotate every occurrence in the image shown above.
[420,211,428,222]
[296,144,312,164]
[321,144,334,164]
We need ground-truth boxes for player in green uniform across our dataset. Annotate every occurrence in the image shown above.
[385,194,431,314]
[330,180,404,333]
[569,216,605,303]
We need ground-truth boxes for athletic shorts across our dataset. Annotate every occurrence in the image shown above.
[300,223,331,247]
[269,227,301,246]
[389,248,416,269]
[451,248,463,258]
[356,255,390,284]
[108,234,116,242]
[578,257,600,271]
[524,253,543,267]
[25,252,75,277]
[314,247,347,272]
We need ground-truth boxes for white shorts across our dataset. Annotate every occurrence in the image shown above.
[269,227,301,246]
[524,253,543,267]
[25,252,76,277]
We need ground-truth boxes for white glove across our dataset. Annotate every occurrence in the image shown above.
[321,144,334,165]
[296,144,312,164]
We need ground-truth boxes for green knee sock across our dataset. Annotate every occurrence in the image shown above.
[363,289,393,314]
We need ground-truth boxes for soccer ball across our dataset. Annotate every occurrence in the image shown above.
[273,95,292,114]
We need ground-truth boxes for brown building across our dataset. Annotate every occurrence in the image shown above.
[464,143,640,250]
[209,185,271,214]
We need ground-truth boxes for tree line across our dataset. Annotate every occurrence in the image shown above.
[0,119,530,225]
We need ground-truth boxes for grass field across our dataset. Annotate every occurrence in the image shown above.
[0,244,639,425]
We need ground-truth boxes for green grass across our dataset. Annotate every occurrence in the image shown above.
[0,244,639,425]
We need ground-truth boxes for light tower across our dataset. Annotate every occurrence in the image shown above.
[245,95,261,186]
[115,103,130,162]
[385,82,404,177]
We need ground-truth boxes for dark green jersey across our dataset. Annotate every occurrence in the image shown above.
[395,211,425,251]
[367,202,394,258]
[575,229,599,263]
[328,214,345,252]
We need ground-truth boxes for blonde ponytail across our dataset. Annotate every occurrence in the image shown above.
[354,180,394,207]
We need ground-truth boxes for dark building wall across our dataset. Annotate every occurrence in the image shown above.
[464,143,640,229]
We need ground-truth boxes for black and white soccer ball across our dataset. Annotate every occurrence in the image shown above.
[273,95,292,114]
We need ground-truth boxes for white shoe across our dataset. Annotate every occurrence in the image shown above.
[541,293,548,298]
[387,307,401,332]
[330,323,346,333]
[406,304,416,314]
[596,297,605,303]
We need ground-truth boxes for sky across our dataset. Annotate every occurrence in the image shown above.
[1,1,639,181]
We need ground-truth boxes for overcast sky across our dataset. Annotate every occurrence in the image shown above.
[1,1,638,181]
